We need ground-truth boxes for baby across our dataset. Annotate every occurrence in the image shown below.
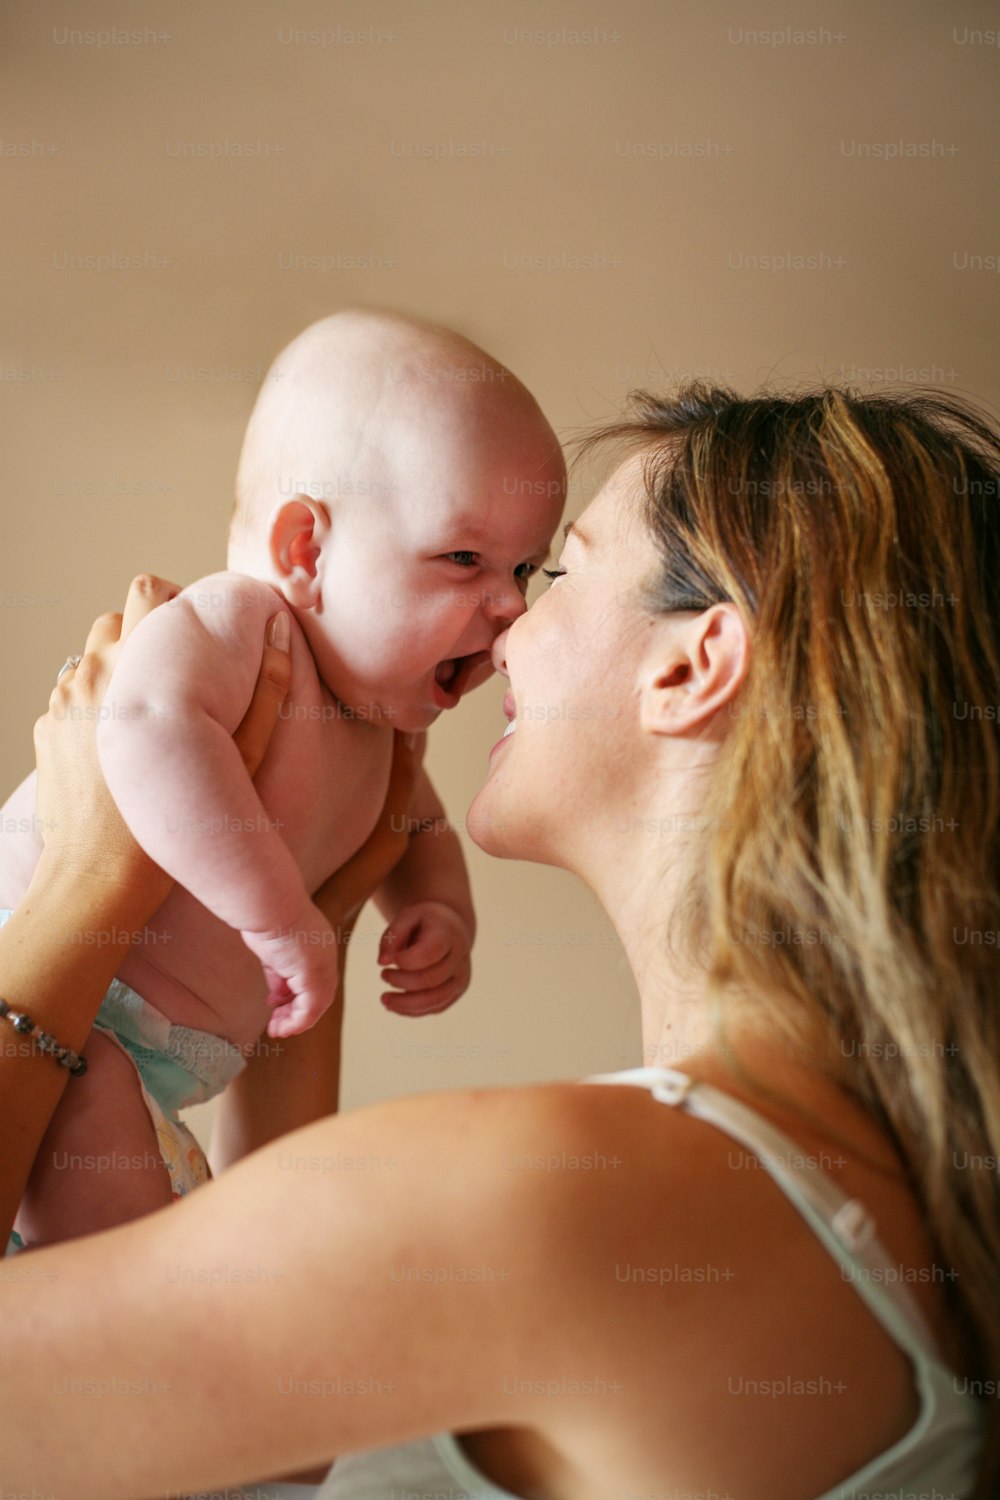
[0,309,566,1247]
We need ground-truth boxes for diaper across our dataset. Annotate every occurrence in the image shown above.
[88,973,247,1116]
[0,907,247,1252]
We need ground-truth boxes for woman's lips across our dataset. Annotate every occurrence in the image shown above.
[488,727,514,760]
[488,693,517,759]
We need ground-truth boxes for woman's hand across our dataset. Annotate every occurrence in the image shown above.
[311,730,426,936]
[35,576,177,909]
[34,575,293,920]
[0,569,288,1243]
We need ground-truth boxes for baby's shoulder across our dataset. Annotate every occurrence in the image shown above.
[116,571,298,689]
[159,572,294,661]
[172,572,331,717]
[175,570,283,621]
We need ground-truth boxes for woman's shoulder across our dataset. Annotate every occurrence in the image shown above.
[346,1070,721,1275]
[423,1067,954,1500]
[320,1072,701,1259]
[322,1065,964,1376]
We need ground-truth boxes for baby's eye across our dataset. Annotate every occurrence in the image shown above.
[513,561,541,593]
[444,551,479,567]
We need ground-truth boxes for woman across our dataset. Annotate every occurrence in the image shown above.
[1,384,997,1500]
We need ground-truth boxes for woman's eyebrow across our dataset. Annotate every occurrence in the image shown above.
[563,520,591,548]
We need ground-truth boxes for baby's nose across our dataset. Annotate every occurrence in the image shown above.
[483,583,527,628]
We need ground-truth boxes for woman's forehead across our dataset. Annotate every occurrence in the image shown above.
[577,459,649,541]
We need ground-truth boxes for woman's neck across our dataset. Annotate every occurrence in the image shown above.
[597,866,911,1182]
[580,833,722,1068]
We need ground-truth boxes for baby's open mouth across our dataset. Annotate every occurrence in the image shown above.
[433,651,493,703]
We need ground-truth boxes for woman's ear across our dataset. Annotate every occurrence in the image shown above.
[639,603,750,739]
[268,496,330,609]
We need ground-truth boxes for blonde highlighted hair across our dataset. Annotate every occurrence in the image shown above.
[584,384,1000,1498]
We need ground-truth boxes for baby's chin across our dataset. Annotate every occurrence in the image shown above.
[388,702,443,734]
[331,684,441,734]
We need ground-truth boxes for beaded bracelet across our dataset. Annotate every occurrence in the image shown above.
[0,997,88,1077]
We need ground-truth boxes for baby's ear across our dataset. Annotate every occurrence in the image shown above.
[268,496,329,608]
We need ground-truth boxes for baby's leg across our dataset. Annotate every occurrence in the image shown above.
[14,1029,173,1248]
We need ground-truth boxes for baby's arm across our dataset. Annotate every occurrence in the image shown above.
[96,575,337,1036]
[373,768,475,1016]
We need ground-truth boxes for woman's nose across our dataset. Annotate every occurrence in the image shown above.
[491,626,510,677]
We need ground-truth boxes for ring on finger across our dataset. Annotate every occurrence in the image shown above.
[56,654,83,684]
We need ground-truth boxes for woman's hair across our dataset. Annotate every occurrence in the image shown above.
[581,383,1000,1498]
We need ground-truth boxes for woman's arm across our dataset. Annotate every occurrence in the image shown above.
[0,1075,602,1499]
[0,577,292,1244]
[0,851,162,1246]
[372,765,475,944]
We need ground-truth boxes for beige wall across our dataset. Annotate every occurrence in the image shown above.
[3,1,997,1141]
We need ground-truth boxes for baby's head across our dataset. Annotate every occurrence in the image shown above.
[230,309,565,731]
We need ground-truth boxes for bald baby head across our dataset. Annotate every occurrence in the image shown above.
[229,308,563,571]
[228,308,566,727]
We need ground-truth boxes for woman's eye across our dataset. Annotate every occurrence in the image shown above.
[444,551,479,567]
[542,568,566,586]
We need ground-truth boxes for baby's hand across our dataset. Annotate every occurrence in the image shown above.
[378,901,472,1017]
[241,901,340,1038]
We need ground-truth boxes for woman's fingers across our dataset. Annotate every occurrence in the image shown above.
[65,577,180,707]
[80,611,124,658]
[76,577,180,670]
[232,612,293,779]
[33,581,178,907]
[312,731,427,929]
[381,730,426,824]
[120,573,181,639]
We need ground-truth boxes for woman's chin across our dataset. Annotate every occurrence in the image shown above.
[466,782,558,866]
[466,778,524,861]
[465,787,507,857]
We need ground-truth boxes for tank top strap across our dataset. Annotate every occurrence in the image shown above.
[582,1065,947,1370]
